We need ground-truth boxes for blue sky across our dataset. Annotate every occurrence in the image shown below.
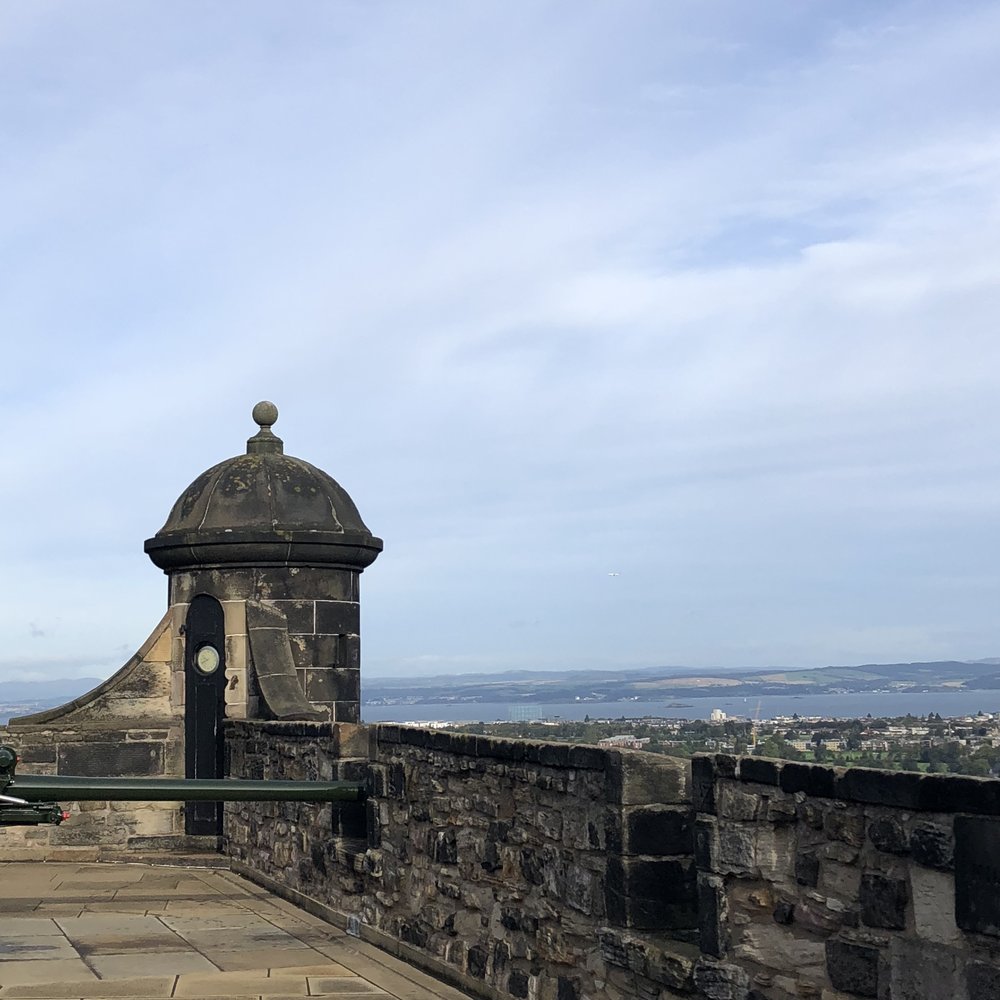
[3,1,1000,681]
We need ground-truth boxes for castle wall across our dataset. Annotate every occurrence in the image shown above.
[692,754,1000,1000]
[0,562,365,856]
[0,611,187,858]
[223,721,700,1000]
[224,726,1000,1000]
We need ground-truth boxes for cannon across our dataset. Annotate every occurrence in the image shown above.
[0,744,364,826]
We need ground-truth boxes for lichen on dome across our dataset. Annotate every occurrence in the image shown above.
[144,402,382,571]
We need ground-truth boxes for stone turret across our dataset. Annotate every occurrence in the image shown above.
[145,401,382,723]
[2,400,381,849]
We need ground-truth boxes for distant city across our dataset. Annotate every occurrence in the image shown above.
[0,678,102,725]
[444,710,1000,778]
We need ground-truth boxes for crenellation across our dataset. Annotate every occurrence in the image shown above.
[688,753,1000,999]
[224,722,701,998]
[222,731,1000,996]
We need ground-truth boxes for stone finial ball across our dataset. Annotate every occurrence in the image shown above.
[252,400,278,428]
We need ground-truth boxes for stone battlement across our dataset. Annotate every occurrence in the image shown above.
[221,722,1000,1000]
[224,721,697,1000]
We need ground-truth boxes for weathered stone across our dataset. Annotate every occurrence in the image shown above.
[219,726,1000,1000]
[467,944,488,979]
[795,850,820,887]
[834,768,922,810]
[736,922,826,974]
[564,864,599,915]
[918,773,1000,815]
[793,897,845,936]
[648,948,697,991]
[556,975,579,1000]
[693,960,750,1000]
[825,940,880,998]
[860,873,908,930]
[626,806,693,856]
[315,600,361,635]
[756,825,794,881]
[715,754,738,779]
[399,919,431,948]
[717,784,762,822]
[692,755,716,813]
[766,798,798,824]
[520,847,547,886]
[780,763,834,798]
[909,866,959,945]
[537,808,564,842]
[15,745,56,764]
[824,807,865,848]
[731,883,773,912]
[889,938,962,1000]
[818,860,861,902]
[698,873,727,957]
[429,828,458,865]
[797,800,825,830]
[499,907,540,934]
[967,960,1000,1000]
[694,817,718,870]
[597,928,628,968]
[738,758,780,787]
[606,751,690,806]
[955,815,1000,935]
[909,822,953,870]
[780,762,836,798]
[57,741,163,777]
[717,824,756,875]
[481,820,509,874]
[508,969,530,998]
[605,857,697,932]
[820,841,859,865]
[567,745,606,770]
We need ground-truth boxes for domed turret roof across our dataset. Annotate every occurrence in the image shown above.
[144,402,383,571]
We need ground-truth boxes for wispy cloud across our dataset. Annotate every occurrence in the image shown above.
[3,2,1000,677]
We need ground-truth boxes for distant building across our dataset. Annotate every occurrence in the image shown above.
[597,735,651,750]
[509,704,544,722]
[710,708,727,722]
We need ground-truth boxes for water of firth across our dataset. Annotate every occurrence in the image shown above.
[362,690,1000,724]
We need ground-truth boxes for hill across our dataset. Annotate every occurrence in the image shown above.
[362,659,1000,706]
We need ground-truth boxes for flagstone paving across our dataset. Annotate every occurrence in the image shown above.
[0,862,473,1000]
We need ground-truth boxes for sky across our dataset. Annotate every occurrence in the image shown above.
[3,1,1000,683]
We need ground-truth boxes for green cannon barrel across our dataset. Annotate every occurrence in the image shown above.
[9,775,364,803]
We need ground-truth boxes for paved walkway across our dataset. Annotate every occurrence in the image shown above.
[0,862,473,1000]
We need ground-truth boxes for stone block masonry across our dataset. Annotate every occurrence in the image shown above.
[0,611,189,857]
[693,754,1000,1000]
[169,567,364,722]
[224,721,701,1000]
[225,725,1000,1000]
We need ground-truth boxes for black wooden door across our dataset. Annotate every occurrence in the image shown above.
[184,594,226,835]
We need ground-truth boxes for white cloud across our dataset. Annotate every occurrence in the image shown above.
[2,2,1000,679]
